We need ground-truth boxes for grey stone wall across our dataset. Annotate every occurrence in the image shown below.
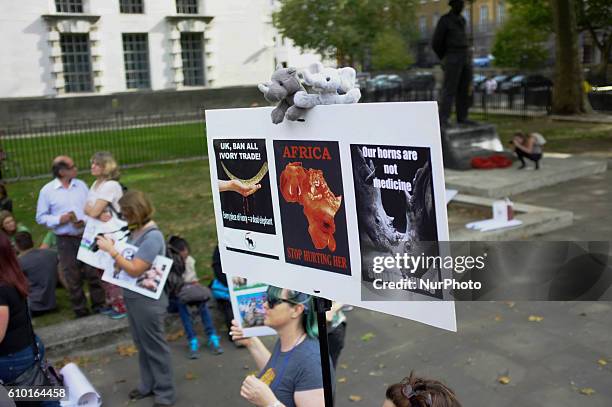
[0,86,267,127]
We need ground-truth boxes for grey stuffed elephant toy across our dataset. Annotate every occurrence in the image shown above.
[258,65,308,124]
[293,62,361,109]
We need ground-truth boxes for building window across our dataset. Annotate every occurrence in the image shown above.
[432,12,440,28]
[497,2,505,23]
[122,33,151,89]
[419,16,427,35]
[479,5,489,27]
[120,0,144,14]
[55,0,83,13]
[60,33,93,92]
[181,32,205,86]
[176,0,198,14]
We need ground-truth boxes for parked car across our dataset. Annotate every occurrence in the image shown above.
[473,74,487,90]
[473,54,495,67]
[366,74,403,92]
[402,71,435,92]
[500,74,553,93]
[355,72,371,90]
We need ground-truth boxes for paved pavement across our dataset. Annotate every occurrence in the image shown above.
[71,302,612,407]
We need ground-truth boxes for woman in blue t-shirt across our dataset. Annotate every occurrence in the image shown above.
[231,286,326,407]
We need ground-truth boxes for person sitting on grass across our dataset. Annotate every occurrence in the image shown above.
[230,286,329,407]
[0,210,30,253]
[167,236,223,358]
[511,131,544,170]
[0,183,12,212]
[15,231,58,316]
[383,372,462,407]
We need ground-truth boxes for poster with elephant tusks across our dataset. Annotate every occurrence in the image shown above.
[212,138,280,259]
[206,103,456,332]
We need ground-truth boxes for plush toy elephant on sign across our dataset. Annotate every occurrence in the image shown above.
[258,65,308,124]
[293,62,361,109]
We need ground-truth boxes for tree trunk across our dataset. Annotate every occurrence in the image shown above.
[551,0,586,114]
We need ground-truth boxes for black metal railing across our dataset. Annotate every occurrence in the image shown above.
[0,110,207,181]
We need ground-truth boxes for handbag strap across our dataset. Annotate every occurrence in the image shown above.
[24,299,42,362]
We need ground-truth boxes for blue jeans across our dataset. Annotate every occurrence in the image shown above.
[0,337,60,407]
[170,297,217,341]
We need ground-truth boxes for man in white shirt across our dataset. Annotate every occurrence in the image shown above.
[36,156,105,317]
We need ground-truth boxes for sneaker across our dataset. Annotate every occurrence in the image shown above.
[109,310,127,320]
[188,338,200,359]
[207,335,224,355]
[96,306,114,316]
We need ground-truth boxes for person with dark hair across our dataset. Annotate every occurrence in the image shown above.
[167,236,223,358]
[15,231,58,316]
[36,155,105,318]
[230,286,330,407]
[95,190,176,407]
[0,210,30,252]
[383,372,462,407]
[511,132,544,170]
[0,183,12,212]
[0,233,60,407]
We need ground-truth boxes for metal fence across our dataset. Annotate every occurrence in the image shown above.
[359,85,553,119]
[360,85,611,119]
[0,110,207,181]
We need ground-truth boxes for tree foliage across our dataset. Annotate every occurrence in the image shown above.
[491,17,549,70]
[370,30,413,70]
[272,0,417,69]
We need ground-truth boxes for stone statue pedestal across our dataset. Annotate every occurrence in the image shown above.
[441,123,511,170]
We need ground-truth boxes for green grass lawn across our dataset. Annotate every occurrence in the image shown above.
[4,121,207,178]
[13,160,217,327]
[470,113,612,153]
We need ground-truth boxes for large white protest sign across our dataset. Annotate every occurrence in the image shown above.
[101,240,173,300]
[77,216,128,270]
[206,103,455,331]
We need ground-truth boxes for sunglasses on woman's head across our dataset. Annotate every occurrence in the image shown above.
[266,297,299,309]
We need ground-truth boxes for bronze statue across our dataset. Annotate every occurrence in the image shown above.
[432,0,476,128]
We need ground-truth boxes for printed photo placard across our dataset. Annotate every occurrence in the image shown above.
[228,276,276,338]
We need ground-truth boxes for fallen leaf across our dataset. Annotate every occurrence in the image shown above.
[597,359,607,366]
[497,375,511,385]
[579,388,595,396]
[369,370,383,377]
[166,330,185,342]
[506,301,515,308]
[117,344,138,357]
[494,315,502,322]
[378,363,385,369]
[337,377,347,383]
[349,395,362,402]
[361,332,376,342]
[185,372,197,380]
[528,315,544,322]
[339,364,348,369]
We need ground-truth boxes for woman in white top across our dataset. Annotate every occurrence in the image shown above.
[84,151,127,318]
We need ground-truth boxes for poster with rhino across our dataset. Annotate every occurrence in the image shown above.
[206,103,455,332]
[351,144,444,300]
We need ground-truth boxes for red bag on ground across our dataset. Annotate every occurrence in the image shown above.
[471,154,513,169]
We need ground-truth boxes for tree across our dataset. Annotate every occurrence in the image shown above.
[272,0,417,69]
[492,0,611,81]
[491,18,549,70]
[371,30,413,70]
[551,0,588,114]
[575,0,612,82]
